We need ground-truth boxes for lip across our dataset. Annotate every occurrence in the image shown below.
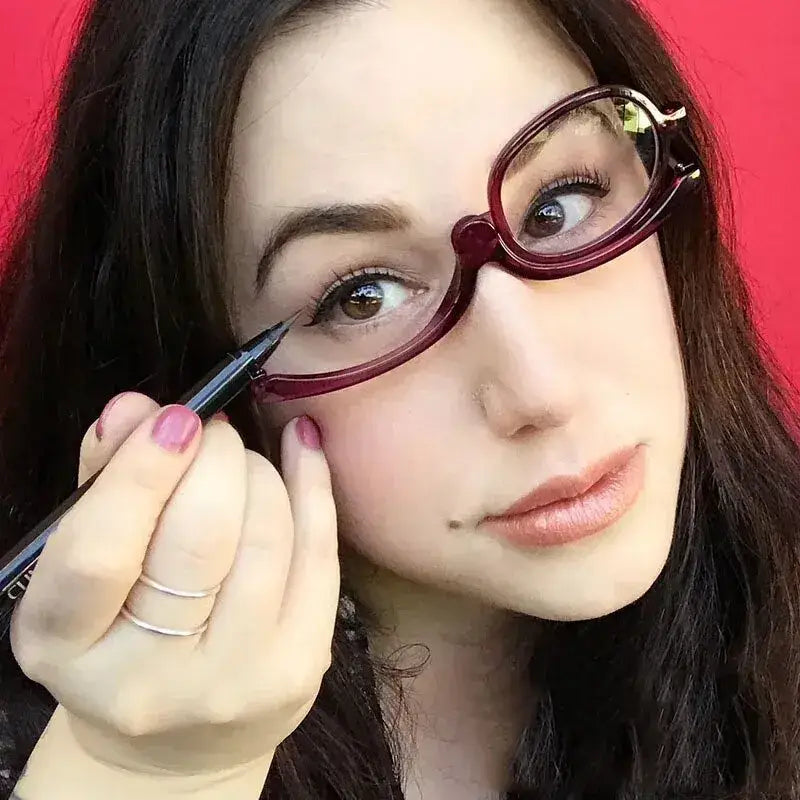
[482,445,646,547]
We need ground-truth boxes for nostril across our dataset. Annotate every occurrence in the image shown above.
[451,216,499,270]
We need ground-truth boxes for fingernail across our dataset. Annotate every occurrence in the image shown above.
[151,406,200,453]
[296,416,322,450]
[210,411,229,424]
[96,392,131,440]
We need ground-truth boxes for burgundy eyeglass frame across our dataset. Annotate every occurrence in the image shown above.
[251,84,701,404]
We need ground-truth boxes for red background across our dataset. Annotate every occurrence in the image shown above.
[1,1,799,390]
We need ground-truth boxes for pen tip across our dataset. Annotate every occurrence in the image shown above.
[241,308,304,367]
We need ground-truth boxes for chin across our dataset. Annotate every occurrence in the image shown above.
[510,549,671,622]
[450,522,676,623]
[533,577,661,622]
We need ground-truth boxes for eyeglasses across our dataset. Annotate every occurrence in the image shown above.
[251,84,701,404]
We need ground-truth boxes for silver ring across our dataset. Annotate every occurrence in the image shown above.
[120,605,209,637]
[136,572,222,599]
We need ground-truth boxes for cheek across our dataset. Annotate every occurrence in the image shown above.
[257,371,456,554]
[620,243,688,425]
[579,237,687,422]
[328,421,426,555]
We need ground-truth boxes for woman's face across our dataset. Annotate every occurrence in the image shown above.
[226,0,689,621]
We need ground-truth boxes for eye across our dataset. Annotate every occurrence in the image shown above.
[307,267,426,327]
[521,170,611,241]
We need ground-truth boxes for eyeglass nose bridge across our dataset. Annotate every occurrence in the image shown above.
[451,214,503,271]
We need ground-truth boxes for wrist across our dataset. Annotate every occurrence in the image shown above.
[16,706,274,800]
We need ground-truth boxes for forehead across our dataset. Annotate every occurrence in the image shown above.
[228,0,594,229]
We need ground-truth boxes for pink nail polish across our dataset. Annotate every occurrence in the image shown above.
[151,406,200,452]
[96,392,130,440]
[296,416,322,450]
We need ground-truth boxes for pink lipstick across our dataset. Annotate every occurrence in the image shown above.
[481,445,646,547]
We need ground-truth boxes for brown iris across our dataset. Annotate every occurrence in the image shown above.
[339,282,384,320]
[524,201,566,237]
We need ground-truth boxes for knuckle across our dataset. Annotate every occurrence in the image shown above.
[107,689,158,738]
[280,664,325,706]
[311,650,333,682]
[62,546,138,588]
[167,502,238,565]
[10,634,50,683]
[201,688,247,725]
[171,526,232,566]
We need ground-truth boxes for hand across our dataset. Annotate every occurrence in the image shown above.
[10,392,339,777]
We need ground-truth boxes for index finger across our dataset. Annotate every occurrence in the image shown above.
[19,405,203,649]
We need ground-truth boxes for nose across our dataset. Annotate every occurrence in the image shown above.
[457,264,581,439]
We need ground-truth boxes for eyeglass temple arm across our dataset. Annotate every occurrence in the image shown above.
[629,162,702,245]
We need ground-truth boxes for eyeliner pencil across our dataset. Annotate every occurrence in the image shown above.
[0,312,300,623]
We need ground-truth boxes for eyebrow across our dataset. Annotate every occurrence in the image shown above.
[503,104,619,183]
[254,202,412,293]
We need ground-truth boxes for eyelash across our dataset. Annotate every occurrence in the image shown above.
[531,166,612,206]
[303,265,422,326]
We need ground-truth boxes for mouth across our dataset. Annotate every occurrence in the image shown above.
[481,445,646,547]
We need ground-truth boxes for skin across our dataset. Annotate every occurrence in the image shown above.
[226,0,689,795]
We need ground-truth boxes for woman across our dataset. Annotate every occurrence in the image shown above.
[1,0,799,797]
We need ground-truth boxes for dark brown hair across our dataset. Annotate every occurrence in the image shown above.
[1,1,799,797]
